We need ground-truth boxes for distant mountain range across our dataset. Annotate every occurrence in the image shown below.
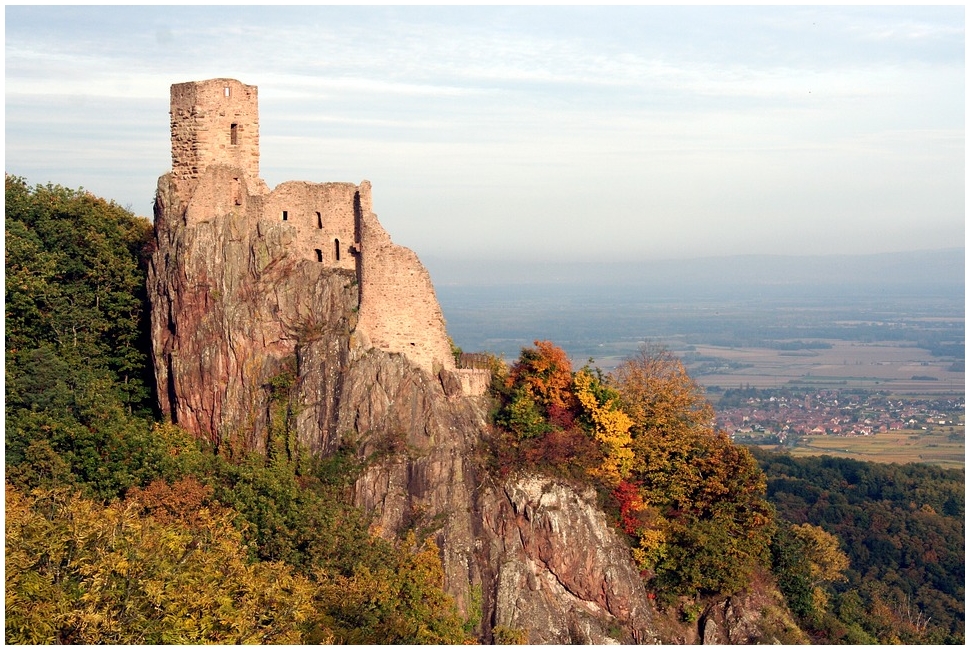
[425,248,964,299]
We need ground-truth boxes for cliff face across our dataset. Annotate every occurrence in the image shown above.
[480,477,660,643]
[148,164,687,642]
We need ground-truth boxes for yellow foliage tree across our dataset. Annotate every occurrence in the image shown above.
[611,344,714,437]
[791,523,849,584]
[574,368,635,483]
[312,532,469,644]
[5,483,319,644]
[6,482,472,645]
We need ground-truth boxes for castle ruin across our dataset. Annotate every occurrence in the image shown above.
[166,78,487,397]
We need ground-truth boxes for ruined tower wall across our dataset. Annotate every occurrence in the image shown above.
[171,79,260,201]
[356,205,457,375]
[259,181,360,272]
[166,77,467,384]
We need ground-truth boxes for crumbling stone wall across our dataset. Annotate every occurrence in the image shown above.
[356,200,456,375]
[259,181,360,273]
[166,78,473,391]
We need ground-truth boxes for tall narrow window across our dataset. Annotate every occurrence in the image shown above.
[230,123,238,145]
[315,249,323,263]
[334,239,340,261]
[282,211,288,221]
[316,212,323,229]
[224,86,231,97]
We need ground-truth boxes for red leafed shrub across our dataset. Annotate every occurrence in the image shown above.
[546,402,576,430]
[612,479,648,536]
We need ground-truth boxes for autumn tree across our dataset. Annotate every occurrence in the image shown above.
[611,343,713,438]
[608,344,775,597]
[573,367,635,483]
[496,340,576,439]
[5,483,319,644]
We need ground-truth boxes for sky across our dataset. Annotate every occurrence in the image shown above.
[5,5,965,264]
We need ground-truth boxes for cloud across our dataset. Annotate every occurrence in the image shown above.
[4,6,964,259]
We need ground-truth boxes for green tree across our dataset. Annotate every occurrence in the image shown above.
[5,175,154,410]
[5,175,168,502]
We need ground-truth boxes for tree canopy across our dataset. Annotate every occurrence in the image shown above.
[756,449,964,644]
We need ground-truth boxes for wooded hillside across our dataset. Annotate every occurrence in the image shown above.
[754,448,964,643]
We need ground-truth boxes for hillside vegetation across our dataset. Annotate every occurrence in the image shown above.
[4,176,469,644]
[5,175,964,644]
[487,341,776,602]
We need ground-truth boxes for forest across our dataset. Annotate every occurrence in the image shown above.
[5,175,964,644]
[754,449,964,643]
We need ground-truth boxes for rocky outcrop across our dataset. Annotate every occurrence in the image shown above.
[148,162,671,642]
[699,574,810,645]
[149,168,358,449]
[479,477,659,644]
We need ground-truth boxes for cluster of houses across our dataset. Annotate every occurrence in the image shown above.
[716,390,963,442]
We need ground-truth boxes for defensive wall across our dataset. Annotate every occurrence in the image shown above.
[168,78,487,395]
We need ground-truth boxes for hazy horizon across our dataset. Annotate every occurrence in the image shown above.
[424,247,965,293]
[5,5,964,261]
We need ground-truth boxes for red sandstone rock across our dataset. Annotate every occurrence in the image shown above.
[148,78,799,644]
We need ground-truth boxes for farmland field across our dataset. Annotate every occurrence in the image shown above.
[687,340,964,394]
[761,426,965,470]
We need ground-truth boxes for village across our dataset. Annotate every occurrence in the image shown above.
[712,387,965,445]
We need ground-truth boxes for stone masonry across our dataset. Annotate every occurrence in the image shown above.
[167,78,487,395]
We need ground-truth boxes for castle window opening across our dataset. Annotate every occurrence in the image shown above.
[316,212,322,229]
[282,210,288,221]
[315,249,323,263]
[230,123,238,145]
[224,86,230,97]
[334,239,340,261]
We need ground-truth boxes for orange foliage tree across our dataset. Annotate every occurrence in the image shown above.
[608,345,775,596]
[496,340,576,439]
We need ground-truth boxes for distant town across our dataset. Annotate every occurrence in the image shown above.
[708,387,965,446]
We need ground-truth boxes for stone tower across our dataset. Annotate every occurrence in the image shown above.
[170,78,260,199]
[156,77,487,395]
